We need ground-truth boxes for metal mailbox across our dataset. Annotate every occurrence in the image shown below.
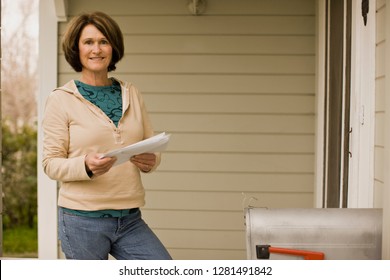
[245,207,382,260]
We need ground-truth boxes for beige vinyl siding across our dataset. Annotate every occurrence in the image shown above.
[377,0,390,259]
[59,0,316,259]
[375,0,386,207]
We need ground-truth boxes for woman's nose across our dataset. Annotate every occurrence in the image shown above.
[92,42,101,52]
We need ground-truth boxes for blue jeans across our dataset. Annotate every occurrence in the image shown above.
[58,207,172,260]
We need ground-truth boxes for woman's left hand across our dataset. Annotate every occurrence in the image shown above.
[130,153,156,172]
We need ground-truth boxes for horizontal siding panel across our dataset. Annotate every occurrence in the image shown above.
[376,6,386,43]
[150,114,314,134]
[145,191,314,211]
[162,133,314,153]
[142,210,245,230]
[376,43,386,77]
[374,148,385,182]
[373,181,384,208]
[59,74,78,85]
[143,172,314,193]
[124,55,314,75]
[159,153,314,173]
[123,35,315,55]
[144,94,314,114]
[69,0,314,16]
[375,78,386,112]
[155,229,246,250]
[375,112,385,147]
[377,0,386,10]
[60,74,315,94]
[205,0,315,15]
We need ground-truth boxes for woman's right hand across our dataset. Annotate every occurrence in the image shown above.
[85,153,117,177]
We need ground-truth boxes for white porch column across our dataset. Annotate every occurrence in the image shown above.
[37,0,63,259]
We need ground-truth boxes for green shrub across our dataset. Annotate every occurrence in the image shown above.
[3,227,38,257]
[2,121,38,256]
[2,121,37,229]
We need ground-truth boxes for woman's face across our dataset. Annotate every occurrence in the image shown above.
[78,24,112,75]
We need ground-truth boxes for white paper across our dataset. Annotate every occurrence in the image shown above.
[100,132,170,167]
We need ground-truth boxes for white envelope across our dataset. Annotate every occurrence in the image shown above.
[100,132,171,167]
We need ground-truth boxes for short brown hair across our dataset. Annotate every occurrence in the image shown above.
[62,11,124,72]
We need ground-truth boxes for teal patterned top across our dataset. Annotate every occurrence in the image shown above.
[75,79,122,126]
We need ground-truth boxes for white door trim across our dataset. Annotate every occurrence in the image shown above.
[347,0,376,208]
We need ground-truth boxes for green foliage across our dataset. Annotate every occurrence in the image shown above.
[2,226,38,257]
[2,121,38,230]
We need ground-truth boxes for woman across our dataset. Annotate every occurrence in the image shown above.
[42,11,171,260]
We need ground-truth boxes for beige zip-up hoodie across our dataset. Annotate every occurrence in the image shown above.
[42,78,160,210]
